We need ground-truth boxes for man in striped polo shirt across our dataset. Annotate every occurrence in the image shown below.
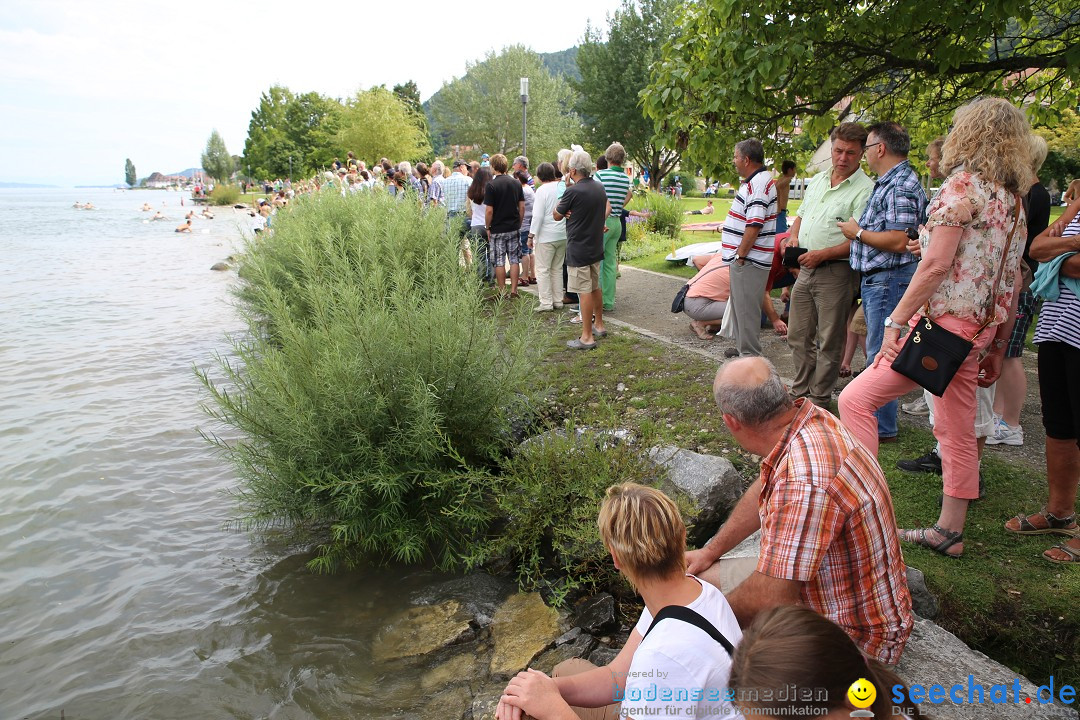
[596,143,633,311]
[721,138,778,357]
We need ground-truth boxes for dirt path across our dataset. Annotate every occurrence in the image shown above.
[523,264,1048,473]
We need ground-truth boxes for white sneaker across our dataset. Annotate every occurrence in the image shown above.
[901,397,930,416]
[987,422,1024,446]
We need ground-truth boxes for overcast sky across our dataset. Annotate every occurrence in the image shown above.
[1,0,625,186]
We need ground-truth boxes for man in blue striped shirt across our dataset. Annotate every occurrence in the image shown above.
[839,122,928,442]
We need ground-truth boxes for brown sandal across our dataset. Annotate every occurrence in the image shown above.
[1005,509,1079,537]
[1043,542,1080,565]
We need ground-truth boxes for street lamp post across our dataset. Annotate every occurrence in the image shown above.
[520,77,529,159]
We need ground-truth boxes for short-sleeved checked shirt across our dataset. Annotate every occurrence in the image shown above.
[442,172,471,213]
[851,160,928,274]
[757,399,913,664]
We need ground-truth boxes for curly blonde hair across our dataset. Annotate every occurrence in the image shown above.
[941,97,1032,194]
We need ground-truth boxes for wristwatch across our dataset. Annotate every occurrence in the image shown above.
[884,316,906,330]
[735,255,746,266]
[855,228,865,242]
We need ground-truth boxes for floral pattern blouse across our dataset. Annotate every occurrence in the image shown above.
[920,170,1026,326]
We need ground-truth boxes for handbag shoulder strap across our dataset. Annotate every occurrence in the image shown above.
[972,194,1022,339]
[688,261,725,288]
[643,605,735,656]
[923,194,1020,340]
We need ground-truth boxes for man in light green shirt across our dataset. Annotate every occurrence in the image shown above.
[783,123,874,407]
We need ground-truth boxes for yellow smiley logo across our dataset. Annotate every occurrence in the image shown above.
[847,678,876,709]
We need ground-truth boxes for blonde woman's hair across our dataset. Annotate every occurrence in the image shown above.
[941,97,1032,194]
[1028,134,1049,176]
[557,148,573,175]
[597,483,686,582]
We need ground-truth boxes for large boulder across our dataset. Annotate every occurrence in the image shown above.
[649,446,746,544]
[371,600,475,663]
[489,592,562,678]
[896,619,1077,719]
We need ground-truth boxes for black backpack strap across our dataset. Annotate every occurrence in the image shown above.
[643,605,735,656]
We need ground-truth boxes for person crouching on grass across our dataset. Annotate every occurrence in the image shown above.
[496,483,743,720]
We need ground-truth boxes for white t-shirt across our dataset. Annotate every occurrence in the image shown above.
[625,578,743,720]
[471,201,487,230]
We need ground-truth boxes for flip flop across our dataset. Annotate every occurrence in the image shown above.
[566,338,597,350]
[592,325,608,339]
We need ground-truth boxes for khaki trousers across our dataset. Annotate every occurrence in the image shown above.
[787,262,858,406]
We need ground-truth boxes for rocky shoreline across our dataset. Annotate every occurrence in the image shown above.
[366,441,1076,720]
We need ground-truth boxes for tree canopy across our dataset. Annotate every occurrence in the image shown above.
[124,158,136,188]
[201,130,235,184]
[644,0,1080,173]
[241,86,341,180]
[577,0,682,188]
[431,45,581,164]
[336,87,432,166]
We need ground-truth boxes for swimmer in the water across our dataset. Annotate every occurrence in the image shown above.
[151,211,166,221]
[175,220,192,233]
[141,203,153,211]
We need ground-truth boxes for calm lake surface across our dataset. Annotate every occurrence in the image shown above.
[0,188,454,719]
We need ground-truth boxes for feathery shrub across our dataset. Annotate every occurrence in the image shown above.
[198,191,547,571]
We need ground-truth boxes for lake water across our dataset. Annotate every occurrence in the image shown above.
[0,188,458,719]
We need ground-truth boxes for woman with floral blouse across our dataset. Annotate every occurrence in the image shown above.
[839,97,1030,557]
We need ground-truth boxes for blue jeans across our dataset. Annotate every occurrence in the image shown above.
[777,209,788,234]
[860,263,917,438]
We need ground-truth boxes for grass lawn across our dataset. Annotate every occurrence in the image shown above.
[534,319,1077,685]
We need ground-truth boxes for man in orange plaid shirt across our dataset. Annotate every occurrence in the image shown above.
[686,356,913,664]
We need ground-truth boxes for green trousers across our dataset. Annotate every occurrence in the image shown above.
[601,216,620,310]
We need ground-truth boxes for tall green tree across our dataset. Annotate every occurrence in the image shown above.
[577,0,681,189]
[431,46,581,164]
[393,80,432,157]
[201,130,235,183]
[1035,108,1080,190]
[124,158,136,187]
[643,0,1080,174]
[336,87,432,165]
[241,86,342,179]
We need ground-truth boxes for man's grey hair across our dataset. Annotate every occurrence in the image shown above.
[397,161,413,176]
[713,358,793,426]
[605,142,626,166]
[734,138,765,165]
[568,149,594,177]
[866,121,911,157]
[513,155,529,170]
[430,160,445,177]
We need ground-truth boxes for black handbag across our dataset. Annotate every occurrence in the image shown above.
[671,262,724,313]
[891,198,1020,397]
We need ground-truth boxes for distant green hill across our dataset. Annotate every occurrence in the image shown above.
[423,47,579,154]
[539,47,580,82]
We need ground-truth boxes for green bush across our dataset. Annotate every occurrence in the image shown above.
[637,193,683,238]
[464,425,667,604]
[198,191,547,571]
[621,224,678,262]
[210,184,241,206]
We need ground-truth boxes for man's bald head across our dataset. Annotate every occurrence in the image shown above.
[714,357,792,426]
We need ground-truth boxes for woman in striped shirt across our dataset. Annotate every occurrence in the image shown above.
[1006,198,1080,563]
